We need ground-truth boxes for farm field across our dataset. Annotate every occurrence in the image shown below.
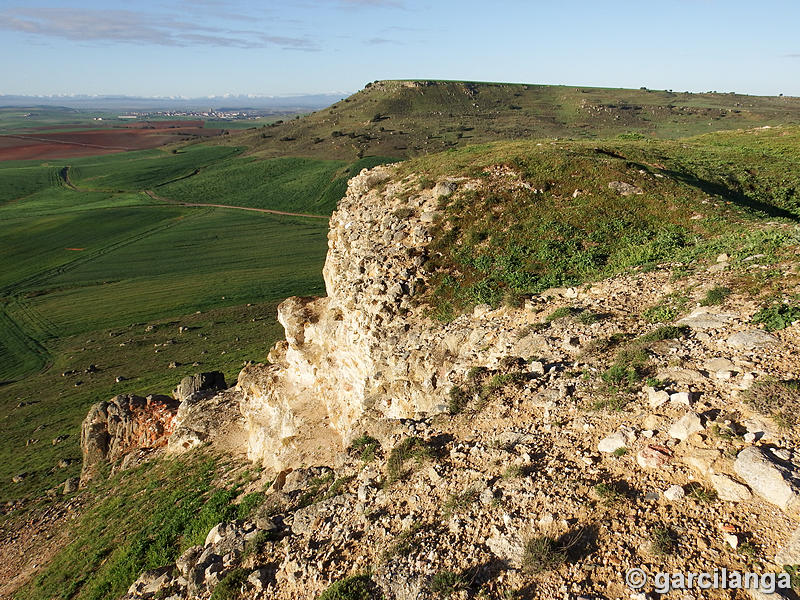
[0,124,224,161]
[0,144,340,502]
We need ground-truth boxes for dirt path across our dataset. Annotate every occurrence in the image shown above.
[143,190,330,220]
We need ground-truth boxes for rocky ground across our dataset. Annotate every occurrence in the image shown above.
[5,166,800,600]
[121,256,800,600]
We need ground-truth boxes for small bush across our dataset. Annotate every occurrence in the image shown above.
[686,483,717,503]
[387,437,433,482]
[318,574,379,600]
[752,302,800,331]
[546,306,579,323]
[443,488,479,518]
[351,435,380,462]
[430,570,468,597]
[385,522,423,558]
[209,568,248,600]
[637,325,688,343]
[448,385,469,415]
[576,310,602,325]
[594,482,626,505]
[643,303,680,323]
[521,536,568,574]
[650,526,678,555]
[601,364,638,390]
[613,447,628,457]
[502,465,525,479]
[745,379,800,429]
[700,286,731,306]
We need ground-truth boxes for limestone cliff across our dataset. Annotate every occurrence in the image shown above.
[236,166,545,472]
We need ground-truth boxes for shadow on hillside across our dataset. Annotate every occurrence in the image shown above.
[662,168,799,221]
[593,146,798,221]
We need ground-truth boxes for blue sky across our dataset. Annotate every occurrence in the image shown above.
[1,0,798,97]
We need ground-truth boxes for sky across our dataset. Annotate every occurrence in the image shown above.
[0,0,798,98]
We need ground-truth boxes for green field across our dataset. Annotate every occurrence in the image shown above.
[0,145,340,503]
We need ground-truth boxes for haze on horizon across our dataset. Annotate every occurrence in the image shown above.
[1,0,798,98]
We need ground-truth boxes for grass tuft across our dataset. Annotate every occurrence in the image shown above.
[745,378,800,429]
[386,437,434,482]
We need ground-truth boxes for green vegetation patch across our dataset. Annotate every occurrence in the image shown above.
[751,302,800,331]
[158,155,396,215]
[406,130,800,319]
[318,574,380,600]
[17,454,258,600]
[521,535,568,574]
[386,437,434,482]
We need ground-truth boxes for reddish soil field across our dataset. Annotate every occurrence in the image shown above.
[0,125,223,161]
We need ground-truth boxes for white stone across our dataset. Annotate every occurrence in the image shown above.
[646,386,670,408]
[663,485,685,501]
[668,412,704,441]
[677,307,737,330]
[724,533,739,549]
[734,447,800,511]
[669,391,692,406]
[598,432,627,453]
[727,330,779,350]
[710,473,752,502]
[775,525,800,565]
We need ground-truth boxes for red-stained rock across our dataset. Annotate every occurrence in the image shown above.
[80,394,179,482]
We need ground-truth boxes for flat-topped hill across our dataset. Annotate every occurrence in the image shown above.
[234,79,800,160]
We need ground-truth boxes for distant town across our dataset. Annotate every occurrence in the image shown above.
[94,109,293,121]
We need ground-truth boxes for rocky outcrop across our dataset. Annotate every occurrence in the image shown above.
[80,394,179,482]
[167,388,246,455]
[237,166,547,471]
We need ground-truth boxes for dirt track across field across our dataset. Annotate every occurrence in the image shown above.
[143,190,329,220]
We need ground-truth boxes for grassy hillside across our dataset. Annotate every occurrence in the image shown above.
[403,125,800,318]
[233,80,800,160]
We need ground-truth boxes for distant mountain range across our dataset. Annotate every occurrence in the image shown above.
[0,93,351,111]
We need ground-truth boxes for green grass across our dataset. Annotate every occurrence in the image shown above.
[700,285,732,306]
[443,487,479,518]
[209,569,248,600]
[350,435,380,462]
[408,129,800,318]
[15,453,257,600]
[67,145,241,191]
[430,571,467,597]
[158,155,396,215]
[593,482,627,505]
[751,301,800,331]
[650,526,678,555]
[0,147,333,503]
[521,536,568,574]
[386,437,434,482]
[318,574,380,600]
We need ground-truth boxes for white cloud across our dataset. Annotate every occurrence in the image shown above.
[0,7,318,50]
